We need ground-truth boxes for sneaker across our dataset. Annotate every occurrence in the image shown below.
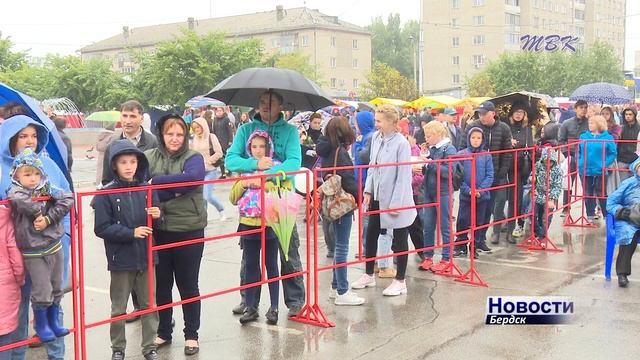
[287,305,302,318]
[418,258,434,271]
[112,350,125,360]
[512,225,524,238]
[430,260,448,273]
[265,308,278,325]
[239,308,259,324]
[334,291,365,305]
[378,267,397,278]
[351,274,376,289]
[382,279,407,296]
[594,208,601,219]
[219,212,227,221]
[144,350,158,360]
[232,302,246,315]
[476,243,493,252]
[326,251,334,258]
[328,287,337,300]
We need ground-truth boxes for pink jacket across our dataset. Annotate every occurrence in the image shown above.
[0,205,25,335]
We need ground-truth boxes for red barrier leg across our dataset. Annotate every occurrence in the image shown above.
[433,258,463,277]
[526,235,563,252]
[455,240,489,287]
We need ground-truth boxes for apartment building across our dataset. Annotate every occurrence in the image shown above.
[420,0,626,97]
[80,6,371,98]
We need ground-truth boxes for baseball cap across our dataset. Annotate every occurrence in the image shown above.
[444,108,457,115]
[476,101,496,113]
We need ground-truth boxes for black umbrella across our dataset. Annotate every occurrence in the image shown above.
[489,91,551,128]
[204,67,334,111]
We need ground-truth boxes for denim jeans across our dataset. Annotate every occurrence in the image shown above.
[534,203,554,238]
[376,230,393,268]
[204,169,225,212]
[331,211,353,295]
[423,193,453,261]
[584,174,608,218]
[0,333,14,360]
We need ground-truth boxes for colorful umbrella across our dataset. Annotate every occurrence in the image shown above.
[185,96,225,108]
[369,97,408,107]
[264,172,304,261]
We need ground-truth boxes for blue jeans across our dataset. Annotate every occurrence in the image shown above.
[376,230,393,268]
[331,212,353,295]
[204,169,225,212]
[423,193,452,261]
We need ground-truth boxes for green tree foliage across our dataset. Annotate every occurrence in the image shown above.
[0,34,26,72]
[368,14,419,79]
[360,61,417,101]
[464,41,624,97]
[132,30,264,106]
[264,51,322,84]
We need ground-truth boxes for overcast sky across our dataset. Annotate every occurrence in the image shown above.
[3,0,639,69]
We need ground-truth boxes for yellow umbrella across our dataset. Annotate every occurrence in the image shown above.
[453,97,491,107]
[369,97,409,107]
[408,95,460,109]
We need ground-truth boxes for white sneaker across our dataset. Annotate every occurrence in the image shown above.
[328,287,337,300]
[382,279,407,296]
[334,291,365,306]
[512,225,523,238]
[351,274,376,289]
[219,212,227,221]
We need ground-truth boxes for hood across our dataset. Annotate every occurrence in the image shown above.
[155,114,190,157]
[356,111,375,137]
[542,122,560,143]
[0,115,49,165]
[192,117,211,139]
[246,129,274,158]
[623,107,637,125]
[10,147,48,191]
[466,127,485,152]
[539,145,560,165]
[631,158,640,181]
[106,139,149,183]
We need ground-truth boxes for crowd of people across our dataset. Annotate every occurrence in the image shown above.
[2,92,640,360]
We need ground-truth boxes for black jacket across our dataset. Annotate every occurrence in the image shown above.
[618,120,640,164]
[462,119,513,184]
[101,128,158,185]
[211,115,234,150]
[301,128,322,169]
[558,116,589,156]
[94,140,159,272]
[509,122,535,179]
[316,136,358,199]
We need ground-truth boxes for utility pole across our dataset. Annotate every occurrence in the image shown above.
[410,35,418,93]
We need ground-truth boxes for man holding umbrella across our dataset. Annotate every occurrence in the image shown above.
[225,90,305,317]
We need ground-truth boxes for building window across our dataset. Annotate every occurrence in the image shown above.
[301,35,308,46]
[330,57,336,68]
[353,78,359,88]
[331,78,337,88]
[473,16,485,25]
[574,9,585,20]
[472,55,484,66]
[452,74,460,84]
[331,36,336,47]
[505,13,520,26]
[452,0,460,8]
[353,59,358,69]
[505,0,520,5]
[473,0,485,6]
[505,32,519,45]
[352,39,358,49]
[452,18,459,28]
[452,56,459,65]
[452,37,460,47]
[473,35,485,45]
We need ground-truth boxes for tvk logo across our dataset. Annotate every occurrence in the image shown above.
[520,35,579,52]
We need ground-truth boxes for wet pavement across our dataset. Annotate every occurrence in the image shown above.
[24,156,640,360]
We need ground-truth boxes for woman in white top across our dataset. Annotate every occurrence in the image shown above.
[190,117,226,220]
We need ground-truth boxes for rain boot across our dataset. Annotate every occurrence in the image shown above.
[33,308,56,343]
[47,303,69,337]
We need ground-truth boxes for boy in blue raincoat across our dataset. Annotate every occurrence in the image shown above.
[607,158,640,287]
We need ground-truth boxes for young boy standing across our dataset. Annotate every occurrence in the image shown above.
[94,140,161,360]
[7,148,73,343]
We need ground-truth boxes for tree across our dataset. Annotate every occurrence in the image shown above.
[264,51,322,84]
[463,41,624,97]
[360,61,417,101]
[368,14,419,80]
[132,30,264,106]
[0,34,26,72]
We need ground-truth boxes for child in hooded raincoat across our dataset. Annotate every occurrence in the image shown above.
[533,144,563,245]
[453,127,494,258]
[229,130,285,326]
[7,148,73,343]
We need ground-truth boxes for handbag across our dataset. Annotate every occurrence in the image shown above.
[318,147,357,221]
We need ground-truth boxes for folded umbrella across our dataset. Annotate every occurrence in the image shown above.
[263,174,304,261]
